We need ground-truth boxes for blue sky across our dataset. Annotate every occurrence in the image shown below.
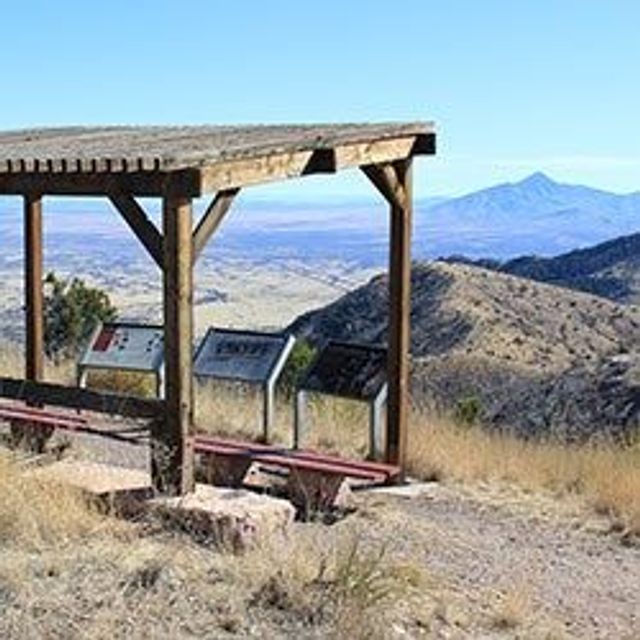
[1,0,639,198]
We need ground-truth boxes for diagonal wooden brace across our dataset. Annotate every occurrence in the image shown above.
[109,191,164,268]
[192,188,239,262]
[361,162,408,209]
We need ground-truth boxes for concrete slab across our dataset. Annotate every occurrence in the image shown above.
[365,481,440,499]
[28,459,150,496]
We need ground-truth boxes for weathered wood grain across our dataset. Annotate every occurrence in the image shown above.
[108,192,164,268]
[0,124,434,196]
[0,377,163,419]
[24,194,44,382]
[361,163,408,210]
[386,159,413,471]
[158,188,195,495]
[192,188,239,261]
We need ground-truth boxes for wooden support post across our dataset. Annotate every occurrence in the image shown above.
[386,159,413,471]
[24,194,44,382]
[361,160,414,472]
[153,188,195,495]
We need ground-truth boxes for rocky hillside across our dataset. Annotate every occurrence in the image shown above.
[289,262,640,439]
[448,231,640,304]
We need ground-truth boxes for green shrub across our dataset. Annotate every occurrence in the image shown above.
[278,339,317,397]
[44,272,118,363]
[454,394,482,427]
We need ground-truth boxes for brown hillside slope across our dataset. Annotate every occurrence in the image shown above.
[289,262,640,438]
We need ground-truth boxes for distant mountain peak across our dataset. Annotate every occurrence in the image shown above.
[518,171,556,188]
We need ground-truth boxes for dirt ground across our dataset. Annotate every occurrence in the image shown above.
[2,424,639,639]
[350,483,640,639]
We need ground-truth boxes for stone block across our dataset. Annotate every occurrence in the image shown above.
[148,484,295,550]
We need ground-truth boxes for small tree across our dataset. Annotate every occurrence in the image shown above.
[278,339,317,397]
[44,272,118,363]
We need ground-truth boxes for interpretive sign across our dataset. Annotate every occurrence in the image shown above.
[299,341,387,400]
[295,340,388,459]
[77,322,165,397]
[194,329,294,383]
[194,328,296,441]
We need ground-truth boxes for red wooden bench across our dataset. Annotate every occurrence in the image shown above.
[0,401,402,509]
[194,434,400,510]
[0,401,88,429]
[0,401,87,450]
[0,401,146,446]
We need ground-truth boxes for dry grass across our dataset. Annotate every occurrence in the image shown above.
[491,583,532,630]
[0,346,637,636]
[84,369,158,397]
[0,342,75,385]
[0,452,113,550]
[2,341,639,538]
[0,341,24,378]
[4,338,637,538]
[245,530,425,639]
[194,380,370,457]
[0,451,428,639]
[192,381,640,537]
[407,415,640,536]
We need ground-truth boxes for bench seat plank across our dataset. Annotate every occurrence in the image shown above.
[195,434,399,478]
[194,435,398,483]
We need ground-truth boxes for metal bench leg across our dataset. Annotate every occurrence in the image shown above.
[199,454,252,488]
[9,420,54,453]
[286,468,347,513]
[293,390,306,449]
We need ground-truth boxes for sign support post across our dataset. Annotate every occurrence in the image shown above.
[294,340,388,459]
[193,329,295,443]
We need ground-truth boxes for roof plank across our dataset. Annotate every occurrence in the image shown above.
[0,123,435,196]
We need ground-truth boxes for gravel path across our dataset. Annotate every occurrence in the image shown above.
[8,424,639,639]
[359,483,640,639]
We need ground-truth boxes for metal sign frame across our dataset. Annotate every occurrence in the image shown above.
[294,340,388,460]
[193,327,296,442]
[77,321,165,398]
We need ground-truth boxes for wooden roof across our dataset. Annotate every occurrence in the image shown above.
[0,123,435,197]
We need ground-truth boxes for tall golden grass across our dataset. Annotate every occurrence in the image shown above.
[0,453,110,549]
[1,342,638,535]
[0,450,424,639]
[407,416,640,536]
[194,383,640,535]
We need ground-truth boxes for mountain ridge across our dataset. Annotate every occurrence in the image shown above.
[288,260,640,439]
[416,172,640,259]
[428,172,640,218]
[446,230,640,304]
